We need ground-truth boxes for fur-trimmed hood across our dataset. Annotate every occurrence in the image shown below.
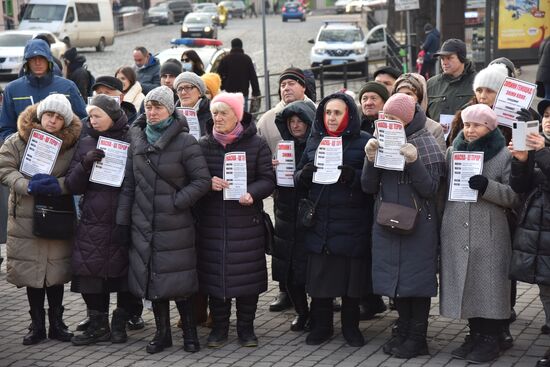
[17,103,82,152]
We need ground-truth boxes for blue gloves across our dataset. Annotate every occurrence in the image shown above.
[28,174,62,196]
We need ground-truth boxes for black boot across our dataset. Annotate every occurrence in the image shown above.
[110,308,128,344]
[23,308,46,345]
[76,309,91,332]
[71,310,110,346]
[306,298,333,345]
[392,321,429,358]
[47,306,73,342]
[359,294,387,321]
[537,348,550,367]
[236,295,259,347]
[288,287,309,332]
[499,322,513,350]
[451,332,479,359]
[382,318,408,355]
[269,291,292,312]
[341,297,364,347]
[466,334,500,364]
[176,298,200,352]
[207,297,231,348]
[146,301,172,354]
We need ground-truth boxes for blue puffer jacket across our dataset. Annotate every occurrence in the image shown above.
[0,39,87,141]
[136,54,161,95]
[295,92,373,257]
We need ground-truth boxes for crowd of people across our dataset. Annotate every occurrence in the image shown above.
[0,31,549,367]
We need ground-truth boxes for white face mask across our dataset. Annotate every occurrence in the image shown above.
[182,62,193,71]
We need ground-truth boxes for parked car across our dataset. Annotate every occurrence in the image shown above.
[155,38,229,73]
[282,2,306,22]
[218,0,246,19]
[166,0,193,22]
[192,2,217,12]
[146,2,175,25]
[116,6,145,23]
[181,12,218,39]
[334,0,352,14]
[0,30,67,78]
[200,5,223,27]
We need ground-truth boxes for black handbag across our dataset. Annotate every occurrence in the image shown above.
[33,195,76,239]
[262,211,274,255]
[297,186,326,228]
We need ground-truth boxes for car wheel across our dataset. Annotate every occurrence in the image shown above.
[95,37,106,52]
[63,37,71,48]
[301,16,305,21]
[283,17,287,22]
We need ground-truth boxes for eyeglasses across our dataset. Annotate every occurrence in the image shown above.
[177,85,196,93]
[181,58,190,62]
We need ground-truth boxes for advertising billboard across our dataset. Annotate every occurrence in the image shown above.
[498,0,549,49]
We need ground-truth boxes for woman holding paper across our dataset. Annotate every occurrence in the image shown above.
[440,103,519,364]
[196,92,275,348]
[271,100,315,332]
[116,86,211,354]
[294,92,372,347]
[174,71,211,137]
[65,95,140,346]
[362,93,445,358]
[0,94,82,345]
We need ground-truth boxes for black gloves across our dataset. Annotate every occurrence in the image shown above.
[469,175,489,195]
[82,149,105,171]
[338,165,355,184]
[299,162,317,184]
[516,108,533,122]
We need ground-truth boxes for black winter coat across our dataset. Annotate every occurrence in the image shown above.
[217,48,261,97]
[510,144,550,285]
[66,114,129,278]
[537,38,550,84]
[197,113,275,299]
[116,114,211,301]
[271,101,315,285]
[67,55,91,103]
[295,92,373,257]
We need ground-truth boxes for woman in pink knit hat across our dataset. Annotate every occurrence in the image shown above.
[440,103,519,364]
[362,93,446,359]
[196,92,276,348]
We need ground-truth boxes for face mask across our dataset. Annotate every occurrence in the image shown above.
[182,62,193,71]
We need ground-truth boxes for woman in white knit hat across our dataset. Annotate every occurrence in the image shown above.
[0,94,82,345]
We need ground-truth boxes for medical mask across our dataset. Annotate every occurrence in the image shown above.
[182,62,193,71]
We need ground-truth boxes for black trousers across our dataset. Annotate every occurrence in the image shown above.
[82,292,141,313]
[394,297,430,323]
[469,317,506,335]
[27,285,64,310]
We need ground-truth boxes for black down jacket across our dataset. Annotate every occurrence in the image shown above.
[271,101,315,286]
[116,113,211,301]
[197,112,275,299]
[295,92,373,257]
[510,145,550,285]
[66,113,129,278]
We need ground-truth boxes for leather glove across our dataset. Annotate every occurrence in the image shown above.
[365,138,379,162]
[400,143,418,163]
[516,107,533,122]
[28,174,61,196]
[113,225,131,246]
[299,162,317,184]
[82,148,105,171]
[338,165,355,184]
[468,174,489,195]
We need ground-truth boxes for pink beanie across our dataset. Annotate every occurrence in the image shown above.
[461,103,498,131]
[211,92,245,121]
[383,94,416,123]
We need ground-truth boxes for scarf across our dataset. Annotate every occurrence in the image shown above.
[145,116,173,145]
[453,128,506,162]
[324,108,349,137]
[213,121,244,148]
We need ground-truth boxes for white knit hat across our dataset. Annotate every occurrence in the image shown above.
[473,63,508,93]
[37,94,74,126]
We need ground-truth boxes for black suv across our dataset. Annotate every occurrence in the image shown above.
[166,0,193,22]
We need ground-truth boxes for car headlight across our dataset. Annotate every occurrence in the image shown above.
[181,26,188,32]
[355,47,365,55]
[7,56,23,63]
[314,48,325,55]
[204,26,211,32]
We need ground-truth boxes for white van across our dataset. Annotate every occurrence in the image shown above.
[18,0,115,52]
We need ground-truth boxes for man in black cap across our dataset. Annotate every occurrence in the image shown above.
[91,76,137,124]
[420,23,440,79]
[217,38,261,112]
[373,66,402,95]
[427,38,477,122]
[257,67,316,154]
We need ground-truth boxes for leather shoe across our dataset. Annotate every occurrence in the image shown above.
[127,315,145,330]
[269,292,292,312]
[542,325,550,335]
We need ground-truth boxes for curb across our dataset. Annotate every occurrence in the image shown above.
[115,23,156,37]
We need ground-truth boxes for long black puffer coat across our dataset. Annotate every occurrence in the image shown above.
[196,112,275,299]
[271,101,315,286]
[510,141,550,285]
[66,113,129,278]
[116,113,211,301]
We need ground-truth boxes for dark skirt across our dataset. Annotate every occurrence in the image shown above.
[306,253,368,298]
[71,275,128,294]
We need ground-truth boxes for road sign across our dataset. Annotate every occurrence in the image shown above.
[395,0,420,11]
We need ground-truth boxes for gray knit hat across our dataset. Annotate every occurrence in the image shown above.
[144,86,175,114]
[86,94,123,122]
[174,71,206,96]
[37,94,74,126]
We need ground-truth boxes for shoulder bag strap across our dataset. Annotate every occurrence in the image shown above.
[145,151,182,191]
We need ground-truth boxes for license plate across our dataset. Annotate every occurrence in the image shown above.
[331,60,347,65]
[191,33,201,37]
